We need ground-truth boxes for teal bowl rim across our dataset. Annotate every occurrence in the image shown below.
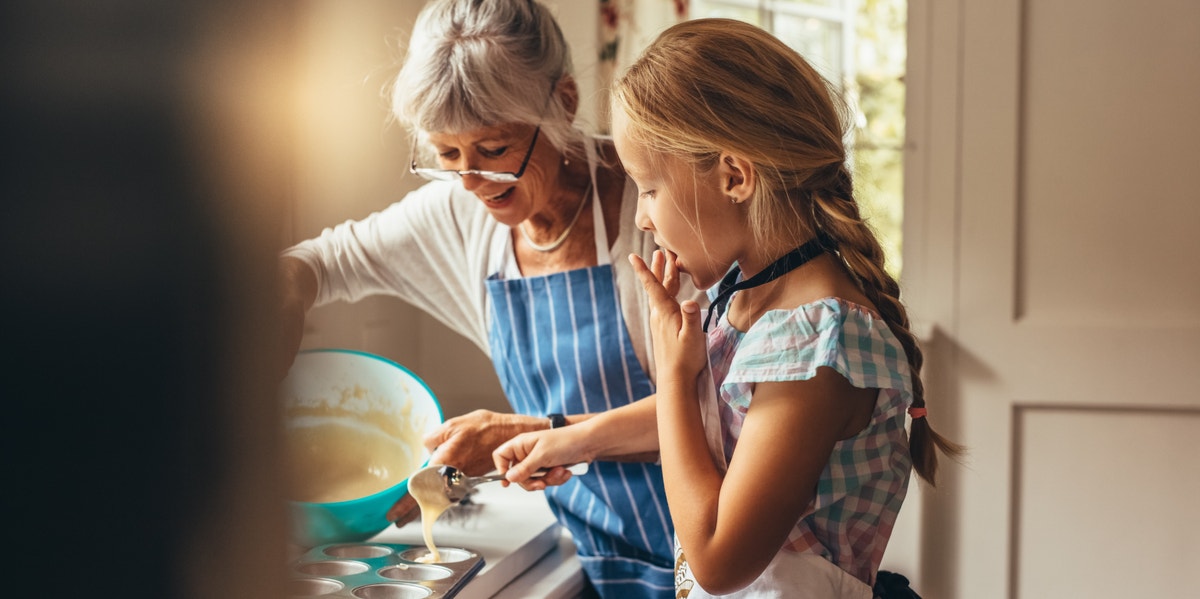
[286,347,445,509]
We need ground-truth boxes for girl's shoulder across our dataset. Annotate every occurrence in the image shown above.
[723,297,910,391]
[744,296,884,342]
[757,296,884,334]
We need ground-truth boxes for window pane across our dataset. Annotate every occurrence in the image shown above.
[773,14,844,85]
[851,0,907,277]
[772,0,846,9]
[688,0,907,278]
[691,1,763,26]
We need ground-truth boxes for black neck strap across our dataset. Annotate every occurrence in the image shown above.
[703,233,834,332]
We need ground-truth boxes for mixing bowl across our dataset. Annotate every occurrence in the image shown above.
[279,348,443,547]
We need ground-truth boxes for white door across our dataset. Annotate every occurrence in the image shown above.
[905,0,1200,597]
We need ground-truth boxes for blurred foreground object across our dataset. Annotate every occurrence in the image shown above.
[1,2,298,598]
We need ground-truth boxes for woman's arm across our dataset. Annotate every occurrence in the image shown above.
[282,183,497,353]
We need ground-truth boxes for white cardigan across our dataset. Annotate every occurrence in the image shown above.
[282,166,697,384]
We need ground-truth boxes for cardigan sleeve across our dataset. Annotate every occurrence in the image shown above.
[282,181,499,354]
[283,148,709,378]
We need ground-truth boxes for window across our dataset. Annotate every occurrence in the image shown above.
[690,0,906,277]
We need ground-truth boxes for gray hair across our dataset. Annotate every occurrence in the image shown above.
[392,0,583,159]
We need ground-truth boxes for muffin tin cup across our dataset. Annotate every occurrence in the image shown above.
[289,542,484,598]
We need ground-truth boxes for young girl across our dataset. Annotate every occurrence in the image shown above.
[494,18,960,598]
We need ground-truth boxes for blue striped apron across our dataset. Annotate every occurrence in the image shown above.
[485,156,674,598]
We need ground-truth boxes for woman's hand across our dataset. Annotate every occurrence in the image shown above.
[277,257,318,380]
[385,409,547,525]
[424,409,541,474]
[493,424,594,491]
[629,250,707,385]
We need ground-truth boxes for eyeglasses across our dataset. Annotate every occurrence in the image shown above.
[409,126,542,183]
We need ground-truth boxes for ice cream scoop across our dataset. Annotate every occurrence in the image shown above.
[410,463,590,504]
[405,462,588,563]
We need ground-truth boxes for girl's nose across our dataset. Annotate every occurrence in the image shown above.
[634,201,653,232]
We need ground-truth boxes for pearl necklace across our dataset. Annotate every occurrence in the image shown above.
[518,182,592,252]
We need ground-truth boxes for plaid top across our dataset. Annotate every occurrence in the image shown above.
[705,296,914,585]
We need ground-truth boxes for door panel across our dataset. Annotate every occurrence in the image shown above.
[1015,408,1200,598]
[908,0,1200,597]
[1017,0,1200,325]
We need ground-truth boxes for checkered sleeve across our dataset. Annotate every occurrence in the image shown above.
[723,298,911,397]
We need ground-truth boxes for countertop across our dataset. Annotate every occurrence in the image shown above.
[370,482,584,598]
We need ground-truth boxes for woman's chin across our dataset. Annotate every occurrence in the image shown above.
[480,191,522,221]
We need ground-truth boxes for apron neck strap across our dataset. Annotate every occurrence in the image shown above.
[703,233,835,332]
[584,140,609,265]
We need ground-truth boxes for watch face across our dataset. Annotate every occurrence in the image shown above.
[548,413,567,429]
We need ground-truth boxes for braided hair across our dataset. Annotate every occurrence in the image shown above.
[615,18,962,484]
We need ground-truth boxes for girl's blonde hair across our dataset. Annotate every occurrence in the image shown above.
[615,18,961,485]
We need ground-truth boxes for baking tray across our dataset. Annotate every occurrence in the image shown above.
[288,542,484,598]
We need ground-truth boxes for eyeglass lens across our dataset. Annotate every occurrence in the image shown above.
[409,126,540,183]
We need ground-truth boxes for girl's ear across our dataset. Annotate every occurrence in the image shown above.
[719,153,756,204]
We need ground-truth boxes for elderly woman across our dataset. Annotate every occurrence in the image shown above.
[278,1,695,597]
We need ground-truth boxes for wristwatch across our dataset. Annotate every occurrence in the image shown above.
[547,413,567,429]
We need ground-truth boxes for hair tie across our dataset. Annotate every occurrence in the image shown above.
[907,406,927,419]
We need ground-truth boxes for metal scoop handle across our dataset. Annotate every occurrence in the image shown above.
[440,463,588,501]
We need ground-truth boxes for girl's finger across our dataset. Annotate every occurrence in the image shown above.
[629,254,665,296]
[680,300,702,335]
[661,250,680,297]
[628,254,679,313]
[492,439,521,476]
[650,249,666,284]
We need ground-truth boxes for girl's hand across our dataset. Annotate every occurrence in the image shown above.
[629,250,707,384]
[493,426,592,491]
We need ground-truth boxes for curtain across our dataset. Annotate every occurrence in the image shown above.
[596,0,689,132]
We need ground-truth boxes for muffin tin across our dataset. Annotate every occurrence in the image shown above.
[288,542,484,598]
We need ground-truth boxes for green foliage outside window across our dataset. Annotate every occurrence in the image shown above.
[849,0,906,279]
[689,0,907,278]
